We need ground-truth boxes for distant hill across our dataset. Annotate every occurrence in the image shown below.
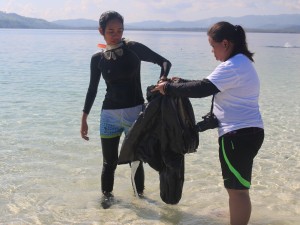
[126,14,300,33]
[0,11,63,29]
[1,11,300,33]
[52,18,98,28]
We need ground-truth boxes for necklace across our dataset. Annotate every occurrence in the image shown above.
[103,42,124,60]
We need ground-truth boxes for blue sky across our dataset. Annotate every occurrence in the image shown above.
[1,0,300,22]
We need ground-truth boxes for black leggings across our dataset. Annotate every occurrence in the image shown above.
[101,136,145,193]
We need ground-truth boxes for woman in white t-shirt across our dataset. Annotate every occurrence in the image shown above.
[153,21,264,225]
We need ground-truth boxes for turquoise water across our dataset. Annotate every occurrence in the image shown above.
[0,29,300,225]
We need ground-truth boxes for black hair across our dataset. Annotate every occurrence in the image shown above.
[99,11,124,33]
[207,21,254,62]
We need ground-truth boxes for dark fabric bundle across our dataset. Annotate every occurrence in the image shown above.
[119,80,199,204]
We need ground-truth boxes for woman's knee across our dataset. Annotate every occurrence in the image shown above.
[227,188,249,199]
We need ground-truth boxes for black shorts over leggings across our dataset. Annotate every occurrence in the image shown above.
[218,127,264,190]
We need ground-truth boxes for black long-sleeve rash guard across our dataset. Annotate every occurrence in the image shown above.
[164,78,220,98]
[83,40,172,114]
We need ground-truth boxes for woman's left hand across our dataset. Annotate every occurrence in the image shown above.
[152,81,167,95]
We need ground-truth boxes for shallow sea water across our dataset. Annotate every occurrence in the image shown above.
[0,29,299,224]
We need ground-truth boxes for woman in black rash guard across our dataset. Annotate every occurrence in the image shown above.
[80,11,171,205]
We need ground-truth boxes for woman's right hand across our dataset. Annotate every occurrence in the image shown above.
[171,77,181,81]
[81,113,89,141]
[151,81,167,95]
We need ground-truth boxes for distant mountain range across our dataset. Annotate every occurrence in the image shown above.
[0,12,62,29]
[1,11,300,33]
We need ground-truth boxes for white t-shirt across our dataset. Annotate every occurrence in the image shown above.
[207,54,264,137]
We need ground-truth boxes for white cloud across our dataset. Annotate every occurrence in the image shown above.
[274,0,300,10]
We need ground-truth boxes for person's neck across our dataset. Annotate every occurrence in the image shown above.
[106,42,123,50]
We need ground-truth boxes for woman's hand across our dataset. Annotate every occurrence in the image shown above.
[81,113,89,141]
[152,81,167,95]
[171,77,180,81]
[157,76,167,84]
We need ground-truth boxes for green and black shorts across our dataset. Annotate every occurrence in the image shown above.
[218,127,264,190]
